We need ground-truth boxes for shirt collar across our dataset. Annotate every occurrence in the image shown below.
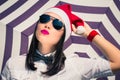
[36,49,55,57]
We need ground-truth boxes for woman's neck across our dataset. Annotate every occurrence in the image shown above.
[38,43,55,55]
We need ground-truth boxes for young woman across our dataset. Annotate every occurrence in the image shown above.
[1,4,120,80]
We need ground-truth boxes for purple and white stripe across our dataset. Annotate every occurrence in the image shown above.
[0,0,120,80]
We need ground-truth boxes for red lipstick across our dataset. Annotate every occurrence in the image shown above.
[41,29,49,35]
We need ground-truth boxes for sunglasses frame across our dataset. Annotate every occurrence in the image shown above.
[39,14,65,30]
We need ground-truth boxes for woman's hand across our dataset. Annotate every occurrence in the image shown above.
[72,22,93,38]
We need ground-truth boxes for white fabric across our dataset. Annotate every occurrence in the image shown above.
[1,54,113,80]
[76,26,85,35]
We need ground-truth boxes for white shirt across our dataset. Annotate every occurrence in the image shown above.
[1,53,113,80]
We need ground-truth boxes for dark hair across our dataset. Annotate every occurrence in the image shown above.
[26,21,66,76]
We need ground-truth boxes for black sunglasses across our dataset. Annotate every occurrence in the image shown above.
[39,14,64,30]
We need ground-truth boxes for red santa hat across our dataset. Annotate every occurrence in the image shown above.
[44,4,84,42]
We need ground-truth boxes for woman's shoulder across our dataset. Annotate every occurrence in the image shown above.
[8,54,26,62]
[6,54,27,70]
[65,53,87,65]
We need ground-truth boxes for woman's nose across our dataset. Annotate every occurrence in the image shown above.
[44,25,50,29]
[44,20,53,29]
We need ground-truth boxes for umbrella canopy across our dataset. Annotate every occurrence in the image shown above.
[0,0,120,80]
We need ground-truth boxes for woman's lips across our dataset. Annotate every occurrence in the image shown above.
[41,29,49,35]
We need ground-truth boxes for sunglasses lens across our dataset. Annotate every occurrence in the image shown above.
[39,14,50,23]
[53,19,63,30]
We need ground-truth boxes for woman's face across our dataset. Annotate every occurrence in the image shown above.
[36,12,64,46]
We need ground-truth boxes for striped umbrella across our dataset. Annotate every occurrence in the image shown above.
[0,0,120,80]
